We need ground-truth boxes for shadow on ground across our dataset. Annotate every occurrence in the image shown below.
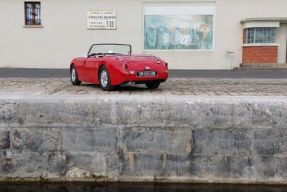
[82,83,156,92]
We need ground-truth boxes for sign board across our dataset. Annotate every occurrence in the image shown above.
[87,10,117,30]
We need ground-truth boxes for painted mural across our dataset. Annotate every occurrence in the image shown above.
[144,15,214,50]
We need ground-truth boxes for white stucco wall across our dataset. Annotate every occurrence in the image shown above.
[277,24,287,64]
[0,0,287,69]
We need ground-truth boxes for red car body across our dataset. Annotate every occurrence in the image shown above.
[70,44,168,90]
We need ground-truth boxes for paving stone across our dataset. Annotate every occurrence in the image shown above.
[0,78,287,96]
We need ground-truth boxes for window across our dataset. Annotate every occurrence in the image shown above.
[245,28,276,44]
[25,2,41,25]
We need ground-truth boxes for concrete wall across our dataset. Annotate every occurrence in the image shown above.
[1,0,287,69]
[0,95,287,184]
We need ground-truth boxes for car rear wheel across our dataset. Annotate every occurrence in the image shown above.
[70,65,81,85]
[146,81,161,89]
[99,66,113,91]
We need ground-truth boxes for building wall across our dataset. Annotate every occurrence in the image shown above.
[0,0,287,69]
[277,24,287,64]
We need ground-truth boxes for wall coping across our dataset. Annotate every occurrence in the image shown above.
[243,43,279,47]
[241,17,287,24]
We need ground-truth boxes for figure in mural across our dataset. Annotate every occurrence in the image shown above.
[199,23,211,49]
[175,27,182,49]
[156,26,170,49]
[180,28,191,49]
[168,26,176,49]
[145,26,158,49]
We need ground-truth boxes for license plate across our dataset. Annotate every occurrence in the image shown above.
[137,71,157,77]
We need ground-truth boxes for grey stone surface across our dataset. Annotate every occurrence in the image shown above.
[122,127,192,155]
[62,127,117,152]
[0,94,287,184]
[11,128,60,153]
[0,130,10,149]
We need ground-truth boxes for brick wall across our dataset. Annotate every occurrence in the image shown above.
[242,46,278,64]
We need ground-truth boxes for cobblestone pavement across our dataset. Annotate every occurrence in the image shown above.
[0,78,287,96]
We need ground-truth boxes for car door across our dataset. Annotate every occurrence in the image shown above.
[84,57,100,83]
[75,57,89,82]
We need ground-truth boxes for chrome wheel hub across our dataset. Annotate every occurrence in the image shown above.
[71,68,76,82]
[101,70,108,87]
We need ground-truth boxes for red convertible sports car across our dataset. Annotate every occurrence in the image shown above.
[70,44,169,91]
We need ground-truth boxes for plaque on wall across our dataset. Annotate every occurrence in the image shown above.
[87,10,117,30]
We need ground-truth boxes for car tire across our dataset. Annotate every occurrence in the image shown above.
[70,65,81,86]
[99,66,113,91]
[146,81,161,89]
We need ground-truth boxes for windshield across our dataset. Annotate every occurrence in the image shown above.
[88,44,132,56]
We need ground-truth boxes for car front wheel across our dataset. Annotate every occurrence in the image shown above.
[99,66,113,91]
[146,81,161,89]
[70,65,81,85]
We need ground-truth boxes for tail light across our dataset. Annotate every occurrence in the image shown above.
[123,63,129,72]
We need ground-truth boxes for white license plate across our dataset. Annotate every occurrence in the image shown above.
[137,71,157,77]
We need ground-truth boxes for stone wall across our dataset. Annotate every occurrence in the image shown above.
[0,95,286,184]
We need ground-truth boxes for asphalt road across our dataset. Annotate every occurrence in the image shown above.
[0,68,286,79]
